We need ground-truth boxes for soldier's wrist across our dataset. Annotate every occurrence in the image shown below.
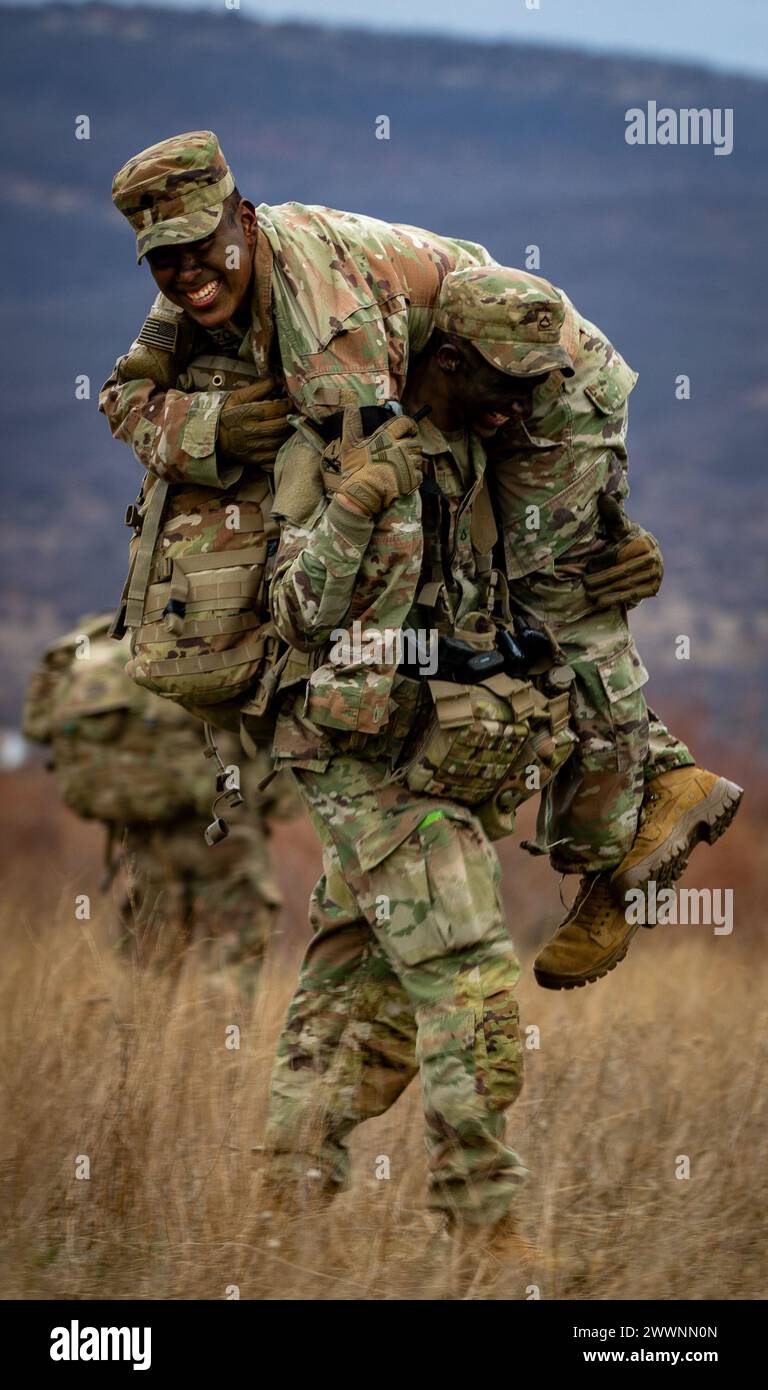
[327,495,376,542]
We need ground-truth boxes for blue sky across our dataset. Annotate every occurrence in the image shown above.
[12,0,768,79]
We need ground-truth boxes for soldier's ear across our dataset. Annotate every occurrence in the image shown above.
[435,341,463,374]
[238,200,258,243]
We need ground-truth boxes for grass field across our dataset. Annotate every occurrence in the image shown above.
[1,753,765,1302]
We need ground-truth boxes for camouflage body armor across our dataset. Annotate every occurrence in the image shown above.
[112,296,292,733]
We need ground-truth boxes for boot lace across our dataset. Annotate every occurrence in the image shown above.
[571,873,616,930]
[633,790,663,846]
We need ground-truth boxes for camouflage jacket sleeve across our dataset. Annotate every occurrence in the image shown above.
[254,203,495,421]
[270,499,376,652]
[99,366,232,488]
[271,493,423,735]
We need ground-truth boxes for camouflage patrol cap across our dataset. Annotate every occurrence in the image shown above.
[112,130,235,263]
[435,267,576,378]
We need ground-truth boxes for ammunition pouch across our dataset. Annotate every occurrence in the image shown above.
[393,665,576,838]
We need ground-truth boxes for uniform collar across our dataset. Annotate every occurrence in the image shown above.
[235,226,274,373]
[416,414,487,483]
[414,413,453,457]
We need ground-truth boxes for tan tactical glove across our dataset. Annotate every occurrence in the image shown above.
[583,493,664,609]
[321,406,424,516]
[217,380,293,466]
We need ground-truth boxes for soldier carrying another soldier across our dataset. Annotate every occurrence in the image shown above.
[99,132,742,1248]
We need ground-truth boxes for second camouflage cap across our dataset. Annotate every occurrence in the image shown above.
[436,267,576,377]
[112,130,235,262]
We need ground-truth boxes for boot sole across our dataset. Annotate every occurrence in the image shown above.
[533,779,744,991]
[610,777,744,905]
[533,918,644,991]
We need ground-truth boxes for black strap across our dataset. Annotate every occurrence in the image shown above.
[315,403,399,444]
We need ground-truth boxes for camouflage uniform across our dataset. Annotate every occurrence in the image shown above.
[119,811,281,975]
[23,615,292,979]
[261,279,567,1224]
[100,131,496,478]
[450,271,697,873]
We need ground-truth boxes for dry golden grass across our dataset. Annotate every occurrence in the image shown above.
[1,756,766,1301]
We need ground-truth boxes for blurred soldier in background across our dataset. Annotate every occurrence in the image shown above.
[23,613,296,984]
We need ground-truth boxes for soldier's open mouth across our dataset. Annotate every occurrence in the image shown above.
[184,279,222,308]
[478,410,511,429]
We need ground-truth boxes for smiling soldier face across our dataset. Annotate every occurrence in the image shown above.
[145,196,257,330]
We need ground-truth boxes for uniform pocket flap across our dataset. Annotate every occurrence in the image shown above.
[597,638,649,704]
[355,801,474,873]
[310,293,408,352]
[502,534,555,582]
[180,390,227,459]
[178,356,265,393]
[584,354,638,415]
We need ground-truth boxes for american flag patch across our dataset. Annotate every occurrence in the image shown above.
[137,315,179,352]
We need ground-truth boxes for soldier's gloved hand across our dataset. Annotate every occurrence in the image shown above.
[583,493,664,609]
[218,389,293,467]
[321,406,424,516]
[115,344,180,391]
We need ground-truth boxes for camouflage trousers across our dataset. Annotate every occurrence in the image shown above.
[534,607,693,873]
[118,813,282,982]
[264,755,528,1227]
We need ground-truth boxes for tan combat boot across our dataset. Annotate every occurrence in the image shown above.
[253,1160,341,1249]
[459,1218,541,1297]
[610,766,743,901]
[533,872,641,990]
[471,1218,539,1270]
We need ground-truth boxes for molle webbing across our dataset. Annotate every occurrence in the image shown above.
[124,478,170,627]
[545,689,571,734]
[123,465,282,711]
[140,547,268,630]
[139,612,263,639]
[125,471,274,631]
[397,662,576,811]
[429,672,536,732]
[138,624,272,679]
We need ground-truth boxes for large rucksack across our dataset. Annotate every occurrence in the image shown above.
[23,614,228,824]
